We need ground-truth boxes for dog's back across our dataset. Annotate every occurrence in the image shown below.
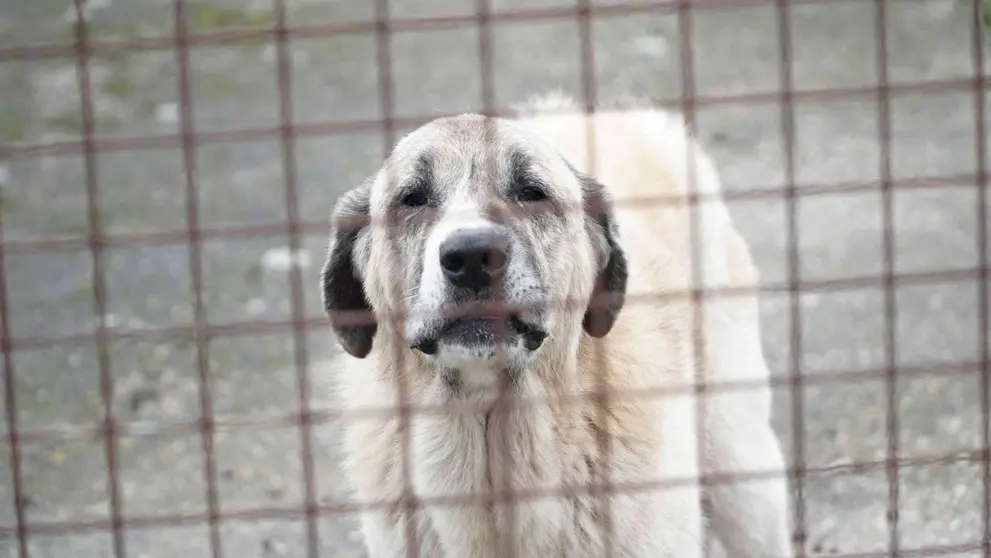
[515,95,790,556]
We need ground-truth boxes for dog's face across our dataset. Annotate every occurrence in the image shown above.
[322,115,627,379]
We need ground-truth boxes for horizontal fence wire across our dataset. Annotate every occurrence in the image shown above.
[0,0,988,557]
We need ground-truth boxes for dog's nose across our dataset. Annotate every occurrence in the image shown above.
[439,229,510,290]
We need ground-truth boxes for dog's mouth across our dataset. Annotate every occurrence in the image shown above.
[410,314,548,356]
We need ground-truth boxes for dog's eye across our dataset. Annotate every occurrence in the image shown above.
[515,184,548,203]
[400,189,429,208]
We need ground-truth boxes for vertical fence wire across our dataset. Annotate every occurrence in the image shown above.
[576,1,618,556]
[274,0,320,558]
[775,1,806,557]
[473,0,523,555]
[971,1,990,557]
[872,2,900,556]
[73,0,127,556]
[371,2,422,557]
[674,1,713,556]
[271,0,322,556]
[173,1,223,556]
[0,94,28,558]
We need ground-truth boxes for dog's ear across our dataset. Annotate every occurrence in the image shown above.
[321,181,376,358]
[578,173,628,338]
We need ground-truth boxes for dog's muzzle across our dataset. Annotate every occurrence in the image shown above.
[409,228,548,357]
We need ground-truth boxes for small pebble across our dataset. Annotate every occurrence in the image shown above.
[245,297,268,315]
[800,293,822,309]
[50,449,67,465]
[943,416,963,433]
[128,387,159,413]
[630,35,668,57]
[152,345,171,361]
[262,538,287,556]
[101,313,123,328]
[260,247,312,272]
[158,396,186,418]
[155,102,179,125]
[250,444,267,458]
[261,44,310,68]
[261,44,277,65]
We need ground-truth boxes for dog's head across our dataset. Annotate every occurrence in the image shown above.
[322,115,627,380]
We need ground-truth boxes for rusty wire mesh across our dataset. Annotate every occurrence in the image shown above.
[0,0,988,556]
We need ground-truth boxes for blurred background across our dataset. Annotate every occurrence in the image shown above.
[0,0,989,556]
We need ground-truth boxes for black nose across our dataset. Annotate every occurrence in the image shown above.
[439,229,511,290]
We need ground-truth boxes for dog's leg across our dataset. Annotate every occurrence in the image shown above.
[700,289,793,558]
[701,393,792,558]
[697,224,792,557]
[644,388,706,558]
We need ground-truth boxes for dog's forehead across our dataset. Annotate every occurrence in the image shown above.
[393,116,503,167]
[383,116,549,182]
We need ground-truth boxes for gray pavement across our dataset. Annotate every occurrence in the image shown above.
[0,0,990,556]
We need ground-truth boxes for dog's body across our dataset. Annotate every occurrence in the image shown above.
[322,93,792,557]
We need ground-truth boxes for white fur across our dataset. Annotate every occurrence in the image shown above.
[327,93,793,557]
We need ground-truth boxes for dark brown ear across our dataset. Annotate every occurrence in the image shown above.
[321,183,376,358]
[578,173,628,338]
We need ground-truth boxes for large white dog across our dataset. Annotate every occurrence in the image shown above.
[320,92,793,557]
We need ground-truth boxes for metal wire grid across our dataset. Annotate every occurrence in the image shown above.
[0,0,986,557]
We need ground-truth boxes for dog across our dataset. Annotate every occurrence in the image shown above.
[320,92,793,557]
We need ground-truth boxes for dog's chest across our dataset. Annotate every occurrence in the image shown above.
[409,397,598,556]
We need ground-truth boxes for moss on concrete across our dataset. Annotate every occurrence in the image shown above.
[0,105,30,143]
[188,2,274,31]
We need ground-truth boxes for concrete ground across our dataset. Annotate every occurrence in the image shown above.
[0,0,989,556]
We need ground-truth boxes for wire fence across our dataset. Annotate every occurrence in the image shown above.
[0,0,988,557]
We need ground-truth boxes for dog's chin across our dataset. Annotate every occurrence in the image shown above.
[409,316,548,365]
